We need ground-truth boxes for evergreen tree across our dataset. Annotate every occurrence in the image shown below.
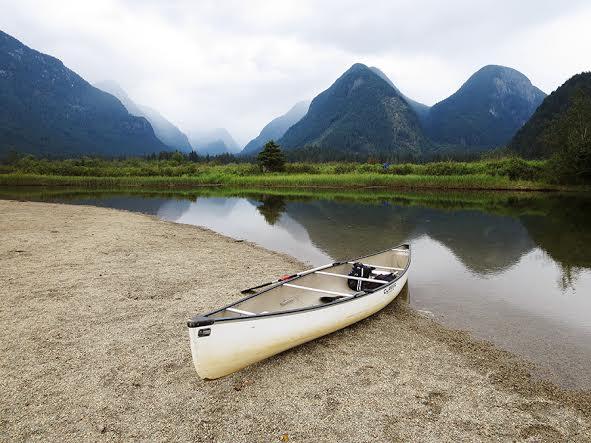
[546,89,591,183]
[257,141,286,172]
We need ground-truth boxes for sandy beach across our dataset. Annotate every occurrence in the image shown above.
[1,200,590,442]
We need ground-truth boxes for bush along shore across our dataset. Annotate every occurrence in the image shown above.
[0,156,580,191]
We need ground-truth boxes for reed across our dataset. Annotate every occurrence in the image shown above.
[0,157,571,191]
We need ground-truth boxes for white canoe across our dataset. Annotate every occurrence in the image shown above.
[187,244,411,379]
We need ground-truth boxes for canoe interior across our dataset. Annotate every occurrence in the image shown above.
[209,246,410,319]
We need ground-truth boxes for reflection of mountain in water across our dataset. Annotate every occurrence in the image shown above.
[49,190,591,276]
[157,197,236,222]
[519,195,591,287]
[72,197,190,218]
[283,200,536,275]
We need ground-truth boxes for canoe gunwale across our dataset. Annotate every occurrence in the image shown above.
[187,244,411,327]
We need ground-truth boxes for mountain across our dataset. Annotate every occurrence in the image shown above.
[189,128,240,155]
[279,63,428,159]
[95,80,192,152]
[510,72,591,158]
[425,65,546,148]
[0,30,165,157]
[241,101,310,156]
[369,67,430,122]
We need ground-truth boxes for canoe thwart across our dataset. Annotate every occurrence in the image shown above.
[282,283,354,298]
[315,271,391,284]
[347,262,404,271]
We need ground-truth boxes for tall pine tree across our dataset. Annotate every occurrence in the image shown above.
[257,141,286,172]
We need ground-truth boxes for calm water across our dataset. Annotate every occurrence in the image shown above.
[3,188,591,390]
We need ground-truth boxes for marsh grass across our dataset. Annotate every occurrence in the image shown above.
[0,172,560,190]
[0,157,570,191]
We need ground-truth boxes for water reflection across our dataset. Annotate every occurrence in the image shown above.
[284,200,536,275]
[520,195,591,290]
[254,195,287,225]
[162,196,331,265]
[2,188,591,389]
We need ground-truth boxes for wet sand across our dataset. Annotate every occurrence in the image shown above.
[1,200,590,442]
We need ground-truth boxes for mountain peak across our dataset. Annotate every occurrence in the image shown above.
[346,62,370,73]
[278,64,427,159]
[458,65,544,103]
[369,67,430,120]
[426,65,546,148]
[0,30,166,157]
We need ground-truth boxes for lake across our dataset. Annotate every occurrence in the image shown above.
[3,187,591,390]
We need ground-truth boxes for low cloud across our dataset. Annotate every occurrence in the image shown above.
[1,0,590,145]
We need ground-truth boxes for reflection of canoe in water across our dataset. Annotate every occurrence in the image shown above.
[187,245,411,379]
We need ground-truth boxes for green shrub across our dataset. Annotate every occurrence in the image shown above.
[355,163,382,174]
[332,163,357,174]
[388,164,415,175]
[485,158,544,181]
[284,163,320,174]
[422,161,472,176]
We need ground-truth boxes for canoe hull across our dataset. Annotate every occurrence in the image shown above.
[189,271,408,379]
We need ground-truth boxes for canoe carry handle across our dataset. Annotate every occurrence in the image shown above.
[319,295,345,303]
[187,316,215,328]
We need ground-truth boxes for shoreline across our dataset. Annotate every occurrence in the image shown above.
[0,172,578,192]
[1,200,590,441]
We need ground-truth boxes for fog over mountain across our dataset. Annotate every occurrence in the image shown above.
[189,128,240,156]
[241,100,310,156]
[0,30,165,157]
[2,1,589,144]
[95,80,192,152]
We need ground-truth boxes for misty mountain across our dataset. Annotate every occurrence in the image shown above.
[189,128,240,155]
[95,80,192,152]
[241,100,310,156]
[0,30,165,157]
[510,72,591,158]
[425,65,546,148]
[279,63,428,159]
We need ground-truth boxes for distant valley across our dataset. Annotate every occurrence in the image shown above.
[94,80,192,153]
[0,28,589,163]
[189,128,240,156]
[242,101,310,156]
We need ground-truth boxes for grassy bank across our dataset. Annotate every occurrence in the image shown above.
[0,172,562,191]
[0,157,576,191]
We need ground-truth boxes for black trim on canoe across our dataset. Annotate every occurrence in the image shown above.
[187,316,215,328]
[187,244,411,328]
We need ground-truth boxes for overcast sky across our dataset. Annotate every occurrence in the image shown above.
[2,0,591,146]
